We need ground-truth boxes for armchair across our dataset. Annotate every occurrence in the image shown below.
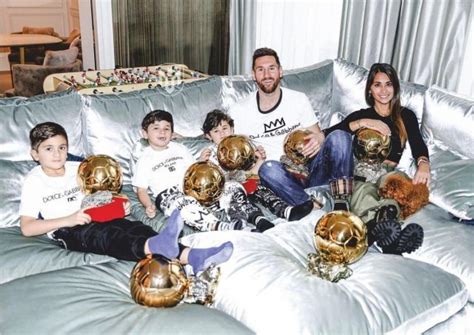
[5,59,82,97]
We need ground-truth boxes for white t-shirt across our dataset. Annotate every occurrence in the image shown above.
[132,142,195,196]
[229,87,319,161]
[19,161,83,220]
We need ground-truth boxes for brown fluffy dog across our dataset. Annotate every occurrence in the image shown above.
[378,173,429,219]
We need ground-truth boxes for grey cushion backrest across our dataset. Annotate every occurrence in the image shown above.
[422,85,474,159]
[0,90,85,161]
[81,77,223,184]
[221,60,334,128]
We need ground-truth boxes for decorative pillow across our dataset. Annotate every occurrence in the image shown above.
[43,47,79,67]
[429,158,474,220]
[422,85,474,159]
[22,26,55,35]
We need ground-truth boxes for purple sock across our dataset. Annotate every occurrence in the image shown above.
[147,209,183,259]
[188,241,234,274]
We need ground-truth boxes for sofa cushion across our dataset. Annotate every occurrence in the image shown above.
[0,160,37,228]
[0,226,116,285]
[182,212,469,334]
[0,260,253,334]
[82,77,222,184]
[422,85,474,160]
[0,90,85,161]
[406,204,474,302]
[429,159,474,220]
[43,47,79,66]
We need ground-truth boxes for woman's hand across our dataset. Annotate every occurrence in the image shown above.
[358,119,391,136]
[413,162,430,185]
[302,131,325,158]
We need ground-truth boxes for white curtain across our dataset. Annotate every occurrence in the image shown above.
[252,0,343,73]
[339,0,473,95]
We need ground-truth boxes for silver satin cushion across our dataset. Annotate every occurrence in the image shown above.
[182,212,468,334]
[0,90,85,161]
[0,261,252,334]
[0,160,37,228]
[422,85,474,159]
[407,204,474,302]
[82,78,222,184]
[429,159,474,220]
[0,226,116,285]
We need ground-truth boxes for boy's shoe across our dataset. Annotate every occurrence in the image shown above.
[370,219,402,247]
[287,200,314,221]
[215,219,243,231]
[382,223,424,255]
[254,216,275,232]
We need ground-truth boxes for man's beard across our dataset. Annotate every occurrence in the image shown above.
[257,76,281,94]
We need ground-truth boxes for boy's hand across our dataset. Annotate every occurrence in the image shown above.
[67,208,92,227]
[254,145,266,160]
[199,148,211,162]
[146,204,157,218]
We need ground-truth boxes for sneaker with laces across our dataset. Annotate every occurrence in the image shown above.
[216,219,244,231]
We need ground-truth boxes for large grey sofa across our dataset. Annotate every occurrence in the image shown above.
[0,59,473,334]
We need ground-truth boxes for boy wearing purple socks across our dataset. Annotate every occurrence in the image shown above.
[19,122,233,274]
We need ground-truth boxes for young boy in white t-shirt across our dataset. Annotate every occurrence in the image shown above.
[19,122,233,274]
[199,110,314,227]
[132,110,243,232]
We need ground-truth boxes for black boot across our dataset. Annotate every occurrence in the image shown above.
[382,223,424,255]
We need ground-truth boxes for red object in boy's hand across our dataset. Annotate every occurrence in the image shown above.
[242,178,259,194]
[84,196,128,223]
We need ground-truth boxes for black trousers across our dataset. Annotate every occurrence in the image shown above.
[52,219,157,261]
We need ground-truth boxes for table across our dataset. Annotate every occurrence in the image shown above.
[43,64,209,95]
[0,33,62,64]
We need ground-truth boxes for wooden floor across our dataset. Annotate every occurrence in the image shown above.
[0,71,13,94]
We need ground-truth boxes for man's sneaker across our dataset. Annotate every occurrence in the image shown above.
[216,219,243,231]
[371,219,402,247]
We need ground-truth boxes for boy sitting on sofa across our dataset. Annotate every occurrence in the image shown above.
[133,109,251,232]
[19,121,233,274]
[199,110,313,227]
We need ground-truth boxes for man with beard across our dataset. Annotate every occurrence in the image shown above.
[228,47,354,212]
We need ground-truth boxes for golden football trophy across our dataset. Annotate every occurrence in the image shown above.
[353,128,391,164]
[284,129,311,165]
[308,211,368,282]
[183,161,225,206]
[217,135,256,171]
[130,255,189,308]
[77,154,123,194]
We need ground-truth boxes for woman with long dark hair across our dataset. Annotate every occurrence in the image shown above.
[324,63,430,255]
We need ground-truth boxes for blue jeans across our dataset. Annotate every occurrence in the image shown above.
[259,130,354,206]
